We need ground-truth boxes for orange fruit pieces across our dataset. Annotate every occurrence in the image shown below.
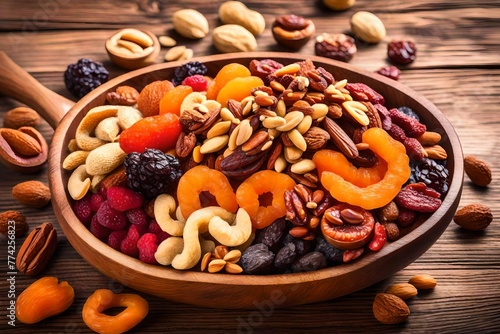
[206,63,251,100]
[177,165,238,219]
[313,127,411,210]
[236,170,296,229]
[137,80,174,117]
[216,76,264,108]
[159,85,193,116]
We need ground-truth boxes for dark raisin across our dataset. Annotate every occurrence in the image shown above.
[314,236,343,264]
[274,243,297,269]
[241,243,275,275]
[388,40,417,65]
[397,106,420,121]
[172,61,207,86]
[282,233,312,256]
[376,65,401,81]
[410,158,450,195]
[291,252,328,273]
[256,218,287,251]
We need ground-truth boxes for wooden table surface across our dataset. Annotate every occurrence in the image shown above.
[1,0,499,333]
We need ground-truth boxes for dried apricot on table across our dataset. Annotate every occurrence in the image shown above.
[236,170,296,229]
[159,85,193,116]
[313,127,410,210]
[177,165,238,218]
[119,113,182,153]
[216,76,264,108]
[206,63,251,100]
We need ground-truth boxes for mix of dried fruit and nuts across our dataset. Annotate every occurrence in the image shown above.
[64,58,452,275]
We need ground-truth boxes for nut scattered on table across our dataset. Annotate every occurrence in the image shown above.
[350,11,386,43]
[453,203,493,231]
[12,180,51,208]
[173,9,209,39]
[408,274,437,290]
[218,1,266,36]
[464,155,492,187]
[323,0,356,11]
[16,222,58,276]
[373,293,410,325]
[384,283,418,300]
[158,35,177,48]
[272,14,316,50]
[3,107,40,129]
[212,24,257,53]
[0,210,29,238]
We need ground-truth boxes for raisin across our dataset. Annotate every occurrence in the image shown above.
[395,183,442,213]
[256,218,287,251]
[410,158,449,195]
[291,252,327,273]
[345,83,385,105]
[241,243,275,275]
[314,235,343,264]
[376,65,400,81]
[282,233,312,256]
[274,243,297,269]
[388,40,417,65]
[389,108,426,137]
[398,106,420,121]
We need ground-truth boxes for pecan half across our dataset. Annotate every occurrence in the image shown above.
[175,132,197,158]
[16,222,57,276]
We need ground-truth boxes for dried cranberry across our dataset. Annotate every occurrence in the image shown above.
[389,108,426,137]
[395,183,442,213]
[343,248,364,263]
[387,123,407,142]
[403,137,425,161]
[345,83,385,105]
[396,208,417,227]
[315,33,357,62]
[388,40,417,65]
[368,222,387,251]
[249,59,284,81]
[376,65,401,80]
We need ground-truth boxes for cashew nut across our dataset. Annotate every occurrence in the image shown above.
[68,164,91,200]
[155,235,215,266]
[76,106,120,150]
[171,206,235,270]
[85,142,126,176]
[95,116,120,142]
[180,92,206,115]
[208,208,252,247]
[154,194,186,236]
[117,106,143,130]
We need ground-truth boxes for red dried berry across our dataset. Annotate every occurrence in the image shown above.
[126,208,149,228]
[368,222,387,251]
[345,83,385,105]
[90,215,112,240]
[374,104,392,131]
[107,186,144,212]
[389,108,426,137]
[120,225,141,258]
[96,201,127,230]
[107,230,128,250]
[343,248,364,263]
[376,65,401,80]
[396,208,416,227]
[395,183,442,213]
[388,40,417,65]
[148,219,170,243]
[137,233,159,264]
[90,192,106,212]
[73,194,93,225]
[406,182,441,198]
[182,74,208,92]
[403,137,424,161]
[388,123,407,142]
[249,59,284,81]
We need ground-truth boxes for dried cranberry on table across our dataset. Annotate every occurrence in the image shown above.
[387,40,417,65]
[315,33,357,62]
[376,65,401,80]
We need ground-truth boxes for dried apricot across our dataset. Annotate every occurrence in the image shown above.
[137,80,174,117]
[314,127,410,210]
[177,165,238,218]
[216,76,264,108]
[159,85,193,116]
[236,170,296,229]
[119,113,182,153]
[206,63,251,100]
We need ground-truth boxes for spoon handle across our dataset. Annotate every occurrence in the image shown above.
[0,51,74,129]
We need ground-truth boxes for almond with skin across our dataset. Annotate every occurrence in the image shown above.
[408,274,437,290]
[0,210,29,238]
[373,293,410,324]
[16,222,57,276]
[3,107,41,129]
[453,203,493,231]
[384,283,418,300]
[464,155,492,186]
[12,180,51,208]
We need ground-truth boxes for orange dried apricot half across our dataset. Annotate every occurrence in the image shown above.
[206,63,251,100]
[236,170,296,229]
[313,127,411,210]
[137,80,174,117]
[177,165,238,218]
[159,85,193,116]
[216,76,264,108]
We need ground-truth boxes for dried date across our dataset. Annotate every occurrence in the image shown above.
[241,243,275,275]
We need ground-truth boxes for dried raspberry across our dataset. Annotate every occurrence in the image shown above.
[73,194,93,225]
[376,65,401,81]
[90,215,112,240]
[148,219,170,242]
[345,83,385,105]
[107,186,144,212]
[389,108,426,137]
[90,192,106,212]
[181,74,208,92]
[126,208,149,228]
[107,230,128,250]
[96,201,127,230]
[403,137,424,161]
[395,183,442,213]
[120,225,141,258]
[137,233,159,264]
[388,40,417,65]
[387,123,407,142]
[396,208,416,227]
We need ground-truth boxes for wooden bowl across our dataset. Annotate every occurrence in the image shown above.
[0,52,463,309]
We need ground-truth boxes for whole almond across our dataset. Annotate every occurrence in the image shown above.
[12,180,51,208]
[0,210,29,238]
[408,274,437,290]
[16,222,57,276]
[385,283,418,300]
[453,203,493,231]
[3,107,41,129]
[373,293,410,325]
[0,128,42,156]
[464,155,492,186]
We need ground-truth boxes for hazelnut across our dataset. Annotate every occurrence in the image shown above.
[272,14,315,50]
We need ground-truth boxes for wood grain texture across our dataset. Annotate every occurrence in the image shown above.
[1,0,499,333]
